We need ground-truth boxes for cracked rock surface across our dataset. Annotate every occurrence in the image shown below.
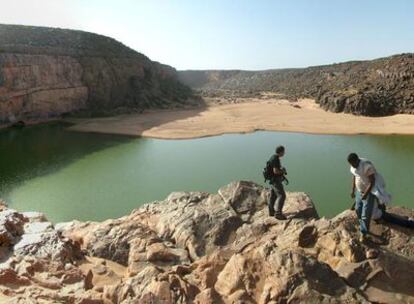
[1,181,413,303]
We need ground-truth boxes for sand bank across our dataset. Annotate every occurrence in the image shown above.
[67,99,414,139]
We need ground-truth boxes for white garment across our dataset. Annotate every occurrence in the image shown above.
[371,201,383,220]
[350,158,392,205]
[350,158,377,192]
[371,173,392,205]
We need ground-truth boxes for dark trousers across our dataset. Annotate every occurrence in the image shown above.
[382,212,414,228]
[268,181,286,215]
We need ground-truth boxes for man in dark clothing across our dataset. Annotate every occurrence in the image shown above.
[372,202,414,228]
[268,146,287,220]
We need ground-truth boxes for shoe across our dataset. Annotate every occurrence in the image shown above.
[359,234,368,243]
[275,214,287,220]
[269,211,275,217]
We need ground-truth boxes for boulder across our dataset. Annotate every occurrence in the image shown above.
[0,209,27,246]
[13,221,77,262]
[22,211,48,223]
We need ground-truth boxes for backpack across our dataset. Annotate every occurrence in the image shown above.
[263,158,274,182]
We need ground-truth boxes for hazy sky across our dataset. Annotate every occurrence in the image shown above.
[1,0,413,70]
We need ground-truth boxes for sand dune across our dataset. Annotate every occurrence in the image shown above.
[67,99,414,139]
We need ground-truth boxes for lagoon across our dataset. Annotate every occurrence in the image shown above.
[1,123,413,222]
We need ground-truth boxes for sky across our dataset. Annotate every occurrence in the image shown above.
[0,0,413,70]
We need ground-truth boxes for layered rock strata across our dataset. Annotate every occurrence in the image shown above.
[0,24,197,125]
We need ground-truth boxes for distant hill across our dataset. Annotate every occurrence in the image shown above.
[178,54,414,116]
[0,24,199,125]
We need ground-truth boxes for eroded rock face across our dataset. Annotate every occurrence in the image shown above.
[0,53,88,123]
[1,181,414,303]
[0,24,197,126]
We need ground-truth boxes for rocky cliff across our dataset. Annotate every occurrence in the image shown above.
[0,181,413,303]
[178,54,414,116]
[0,24,198,125]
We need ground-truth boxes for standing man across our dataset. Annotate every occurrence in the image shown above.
[348,153,377,242]
[267,145,287,220]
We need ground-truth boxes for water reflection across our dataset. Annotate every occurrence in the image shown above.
[0,123,132,194]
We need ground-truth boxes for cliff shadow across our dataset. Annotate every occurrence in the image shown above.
[0,122,134,198]
[66,97,210,138]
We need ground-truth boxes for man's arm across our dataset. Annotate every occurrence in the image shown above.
[351,176,356,198]
[271,157,284,176]
[362,174,375,200]
[273,167,284,176]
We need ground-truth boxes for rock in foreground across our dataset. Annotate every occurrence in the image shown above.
[1,181,414,303]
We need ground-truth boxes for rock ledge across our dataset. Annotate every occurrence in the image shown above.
[1,181,413,303]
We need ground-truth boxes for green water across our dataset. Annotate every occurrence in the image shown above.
[1,123,414,223]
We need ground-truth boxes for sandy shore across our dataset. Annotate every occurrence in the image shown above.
[67,98,414,139]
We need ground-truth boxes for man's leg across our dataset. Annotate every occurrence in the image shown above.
[382,212,414,228]
[274,181,286,216]
[268,186,276,216]
[360,193,375,235]
[355,192,363,220]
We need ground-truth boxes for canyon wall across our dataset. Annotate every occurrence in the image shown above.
[179,54,414,116]
[0,24,197,125]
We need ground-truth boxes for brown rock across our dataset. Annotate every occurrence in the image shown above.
[0,268,31,286]
[366,249,379,259]
[0,209,27,246]
[146,242,190,265]
[0,181,413,303]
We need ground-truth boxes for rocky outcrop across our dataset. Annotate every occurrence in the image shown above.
[0,53,88,123]
[0,24,199,126]
[178,53,414,116]
[0,208,80,263]
[0,206,95,303]
[1,181,414,303]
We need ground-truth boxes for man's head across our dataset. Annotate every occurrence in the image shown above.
[276,145,285,157]
[347,153,360,168]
